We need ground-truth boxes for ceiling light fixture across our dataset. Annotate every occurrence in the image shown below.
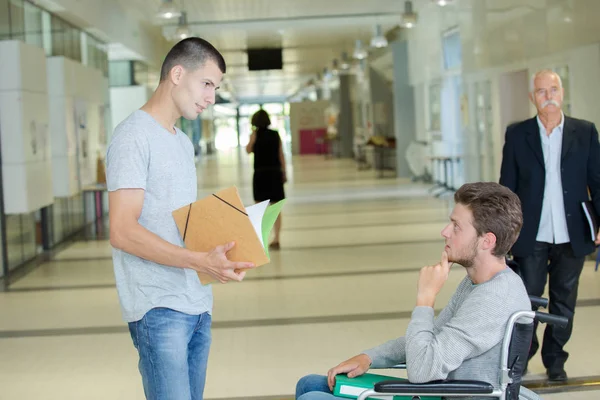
[157,0,182,19]
[402,0,418,28]
[175,11,191,40]
[370,24,388,48]
[353,39,368,60]
[340,52,351,70]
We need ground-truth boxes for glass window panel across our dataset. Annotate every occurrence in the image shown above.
[213,104,237,117]
[21,212,37,262]
[239,104,261,116]
[8,0,25,41]
[71,25,81,61]
[41,10,52,55]
[214,118,238,150]
[52,198,67,244]
[23,0,42,48]
[5,214,23,270]
[0,0,12,40]
[50,15,65,56]
[262,103,284,115]
[442,29,462,70]
[133,60,148,86]
[109,60,133,86]
[64,23,74,59]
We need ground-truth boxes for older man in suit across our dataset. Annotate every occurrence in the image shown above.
[499,69,600,382]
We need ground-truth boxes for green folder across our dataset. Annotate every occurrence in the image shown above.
[246,199,286,258]
[333,373,442,400]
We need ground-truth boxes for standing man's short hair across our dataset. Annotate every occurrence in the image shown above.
[160,37,226,81]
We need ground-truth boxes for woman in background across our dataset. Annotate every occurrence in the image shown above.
[246,109,286,249]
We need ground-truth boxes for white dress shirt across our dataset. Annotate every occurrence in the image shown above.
[536,113,570,244]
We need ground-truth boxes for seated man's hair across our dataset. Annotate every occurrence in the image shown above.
[454,182,522,257]
[160,37,226,81]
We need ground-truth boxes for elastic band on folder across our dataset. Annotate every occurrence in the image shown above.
[212,194,248,216]
[183,204,192,242]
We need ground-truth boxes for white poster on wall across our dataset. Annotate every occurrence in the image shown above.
[74,98,92,189]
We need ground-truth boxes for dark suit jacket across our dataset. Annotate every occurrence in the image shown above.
[499,116,600,258]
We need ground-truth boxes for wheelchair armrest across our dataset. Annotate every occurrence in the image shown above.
[529,295,548,309]
[374,379,495,395]
[535,311,568,328]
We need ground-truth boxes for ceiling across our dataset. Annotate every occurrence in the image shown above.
[39,0,579,102]
[114,0,416,102]
[98,0,573,102]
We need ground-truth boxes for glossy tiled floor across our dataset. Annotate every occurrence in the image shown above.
[0,152,599,399]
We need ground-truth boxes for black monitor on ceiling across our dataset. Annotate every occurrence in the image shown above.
[247,48,283,71]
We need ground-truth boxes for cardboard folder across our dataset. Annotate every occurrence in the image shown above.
[172,186,284,284]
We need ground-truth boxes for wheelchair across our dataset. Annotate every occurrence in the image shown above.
[356,296,568,400]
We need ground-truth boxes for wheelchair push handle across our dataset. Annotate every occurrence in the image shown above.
[535,311,568,328]
[528,295,548,309]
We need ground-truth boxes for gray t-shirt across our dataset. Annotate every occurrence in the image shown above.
[106,110,212,323]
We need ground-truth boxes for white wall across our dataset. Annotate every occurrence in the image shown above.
[47,56,107,196]
[109,86,151,139]
[497,71,530,131]
[0,41,54,214]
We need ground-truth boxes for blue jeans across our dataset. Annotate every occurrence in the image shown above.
[128,308,212,400]
[296,374,337,400]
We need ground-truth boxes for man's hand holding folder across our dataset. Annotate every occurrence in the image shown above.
[109,189,255,284]
[173,186,285,284]
[200,241,255,283]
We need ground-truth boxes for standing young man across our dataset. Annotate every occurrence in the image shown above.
[106,37,255,400]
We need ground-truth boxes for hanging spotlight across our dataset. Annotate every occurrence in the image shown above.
[353,39,368,60]
[433,0,452,6]
[370,24,388,48]
[402,0,418,28]
[157,0,182,19]
[175,11,191,40]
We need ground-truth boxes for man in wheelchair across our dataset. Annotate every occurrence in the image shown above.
[296,182,532,399]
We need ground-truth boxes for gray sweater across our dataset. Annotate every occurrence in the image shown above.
[363,268,530,391]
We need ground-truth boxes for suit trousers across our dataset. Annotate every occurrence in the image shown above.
[514,241,585,369]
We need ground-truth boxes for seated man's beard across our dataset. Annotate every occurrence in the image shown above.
[452,241,478,269]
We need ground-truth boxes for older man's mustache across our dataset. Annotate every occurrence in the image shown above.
[541,99,561,108]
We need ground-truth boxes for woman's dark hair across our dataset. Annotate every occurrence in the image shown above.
[251,109,271,129]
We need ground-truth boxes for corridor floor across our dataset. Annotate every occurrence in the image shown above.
[0,153,598,399]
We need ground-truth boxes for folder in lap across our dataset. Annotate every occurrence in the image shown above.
[334,373,441,400]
